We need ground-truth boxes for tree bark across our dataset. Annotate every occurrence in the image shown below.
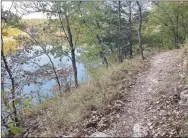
[175,3,179,49]
[65,13,78,88]
[128,1,133,58]
[45,52,61,91]
[1,36,19,125]
[118,1,122,62]
[96,35,108,68]
[136,1,144,60]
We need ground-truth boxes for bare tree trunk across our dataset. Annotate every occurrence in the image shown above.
[103,56,108,68]
[174,34,178,49]
[1,36,19,125]
[136,1,144,60]
[118,1,122,62]
[128,1,133,58]
[45,52,61,91]
[96,35,108,68]
[65,14,78,88]
[56,3,78,88]
[57,9,78,89]
[175,3,179,49]
[71,48,78,88]
[1,77,7,106]
[22,30,61,92]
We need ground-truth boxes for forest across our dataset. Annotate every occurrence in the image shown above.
[1,1,188,137]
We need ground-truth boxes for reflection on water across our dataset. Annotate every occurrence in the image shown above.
[21,46,87,103]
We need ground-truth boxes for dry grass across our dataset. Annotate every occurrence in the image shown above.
[183,42,188,75]
[23,56,146,136]
[179,41,188,137]
[179,42,188,86]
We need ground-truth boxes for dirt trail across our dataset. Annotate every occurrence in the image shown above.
[104,50,183,137]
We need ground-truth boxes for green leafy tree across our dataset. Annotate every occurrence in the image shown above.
[144,2,188,49]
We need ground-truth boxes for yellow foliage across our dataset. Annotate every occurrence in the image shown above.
[3,40,19,55]
[2,27,21,37]
[2,32,8,36]
[2,27,22,55]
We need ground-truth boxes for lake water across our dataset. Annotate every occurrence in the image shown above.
[20,46,88,103]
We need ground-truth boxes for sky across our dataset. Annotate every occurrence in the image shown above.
[2,1,47,19]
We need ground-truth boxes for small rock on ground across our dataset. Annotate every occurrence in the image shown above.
[89,132,110,137]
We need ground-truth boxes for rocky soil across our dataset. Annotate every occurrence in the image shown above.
[102,50,188,137]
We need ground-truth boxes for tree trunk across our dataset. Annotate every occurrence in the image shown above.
[96,35,108,68]
[136,1,144,60]
[22,30,62,92]
[65,13,78,88]
[95,20,108,68]
[128,1,133,58]
[118,1,122,62]
[174,34,178,49]
[175,3,179,49]
[45,52,61,91]
[1,36,19,126]
[71,48,78,88]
